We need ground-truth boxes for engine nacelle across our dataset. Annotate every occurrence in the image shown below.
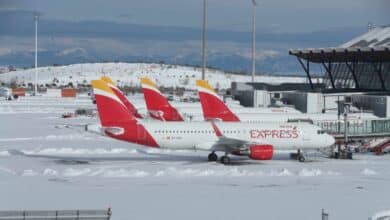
[249,144,273,160]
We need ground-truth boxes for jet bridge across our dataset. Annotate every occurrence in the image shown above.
[317,118,390,139]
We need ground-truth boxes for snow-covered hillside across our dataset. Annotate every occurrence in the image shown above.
[0,63,307,90]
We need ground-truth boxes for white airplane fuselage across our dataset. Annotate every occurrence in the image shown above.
[93,121,335,151]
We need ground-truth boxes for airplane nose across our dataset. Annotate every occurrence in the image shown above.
[326,134,335,146]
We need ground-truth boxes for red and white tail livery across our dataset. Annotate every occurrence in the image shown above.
[92,80,158,146]
[140,77,183,121]
[100,76,143,119]
[196,79,240,121]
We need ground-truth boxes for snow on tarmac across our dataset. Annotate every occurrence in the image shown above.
[0,96,390,220]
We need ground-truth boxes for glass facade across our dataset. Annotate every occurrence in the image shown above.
[317,119,390,136]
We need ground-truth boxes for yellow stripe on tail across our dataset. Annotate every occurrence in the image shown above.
[196,79,216,94]
[91,80,115,95]
[101,76,115,85]
[140,77,158,89]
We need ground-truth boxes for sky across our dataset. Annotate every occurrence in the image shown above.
[0,0,388,72]
[1,0,389,32]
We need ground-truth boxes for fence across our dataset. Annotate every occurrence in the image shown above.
[0,209,112,220]
[321,209,329,220]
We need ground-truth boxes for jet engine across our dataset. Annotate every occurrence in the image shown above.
[249,144,273,160]
[231,144,274,160]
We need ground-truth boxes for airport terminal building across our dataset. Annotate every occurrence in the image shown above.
[233,26,390,113]
[232,26,390,140]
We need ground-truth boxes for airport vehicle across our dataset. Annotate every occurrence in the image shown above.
[196,79,377,123]
[91,79,335,164]
[140,77,301,122]
[0,87,12,100]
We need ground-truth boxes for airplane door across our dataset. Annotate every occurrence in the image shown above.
[301,130,310,141]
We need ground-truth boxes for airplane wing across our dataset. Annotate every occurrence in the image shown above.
[209,122,267,153]
[210,136,249,152]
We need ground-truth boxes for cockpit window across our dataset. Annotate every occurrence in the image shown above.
[317,130,326,134]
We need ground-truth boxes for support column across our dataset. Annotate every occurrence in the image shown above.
[345,61,359,89]
[373,62,386,91]
[297,57,314,90]
[322,61,335,89]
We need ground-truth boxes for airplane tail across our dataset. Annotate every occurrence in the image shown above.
[100,76,143,118]
[196,80,240,122]
[140,77,183,121]
[91,80,158,147]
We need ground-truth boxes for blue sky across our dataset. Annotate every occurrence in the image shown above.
[2,0,389,32]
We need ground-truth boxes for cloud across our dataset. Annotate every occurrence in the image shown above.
[0,48,12,56]
[240,50,281,60]
[55,47,88,56]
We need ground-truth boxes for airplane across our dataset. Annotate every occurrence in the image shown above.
[196,79,377,124]
[140,76,301,122]
[100,76,143,118]
[90,79,335,164]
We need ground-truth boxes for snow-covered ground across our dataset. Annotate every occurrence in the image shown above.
[0,63,308,90]
[0,96,390,220]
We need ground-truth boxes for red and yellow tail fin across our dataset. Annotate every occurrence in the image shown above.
[100,76,142,119]
[92,80,137,127]
[92,79,158,147]
[196,80,240,122]
[140,77,183,121]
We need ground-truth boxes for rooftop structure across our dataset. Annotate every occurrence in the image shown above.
[289,26,390,92]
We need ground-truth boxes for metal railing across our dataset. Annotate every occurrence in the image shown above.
[0,209,112,220]
[316,118,390,137]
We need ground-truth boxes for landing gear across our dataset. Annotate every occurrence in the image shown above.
[298,154,306,162]
[292,149,306,162]
[220,155,231,165]
[208,152,218,162]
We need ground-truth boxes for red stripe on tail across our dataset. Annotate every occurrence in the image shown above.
[198,92,240,122]
[92,80,158,147]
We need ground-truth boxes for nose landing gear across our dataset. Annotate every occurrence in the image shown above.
[208,151,218,162]
[298,153,306,162]
[290,149,306,162]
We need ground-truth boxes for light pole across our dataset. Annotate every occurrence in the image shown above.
[201,0,207,80]
[251,0,257,83]
[34,13,39,95]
